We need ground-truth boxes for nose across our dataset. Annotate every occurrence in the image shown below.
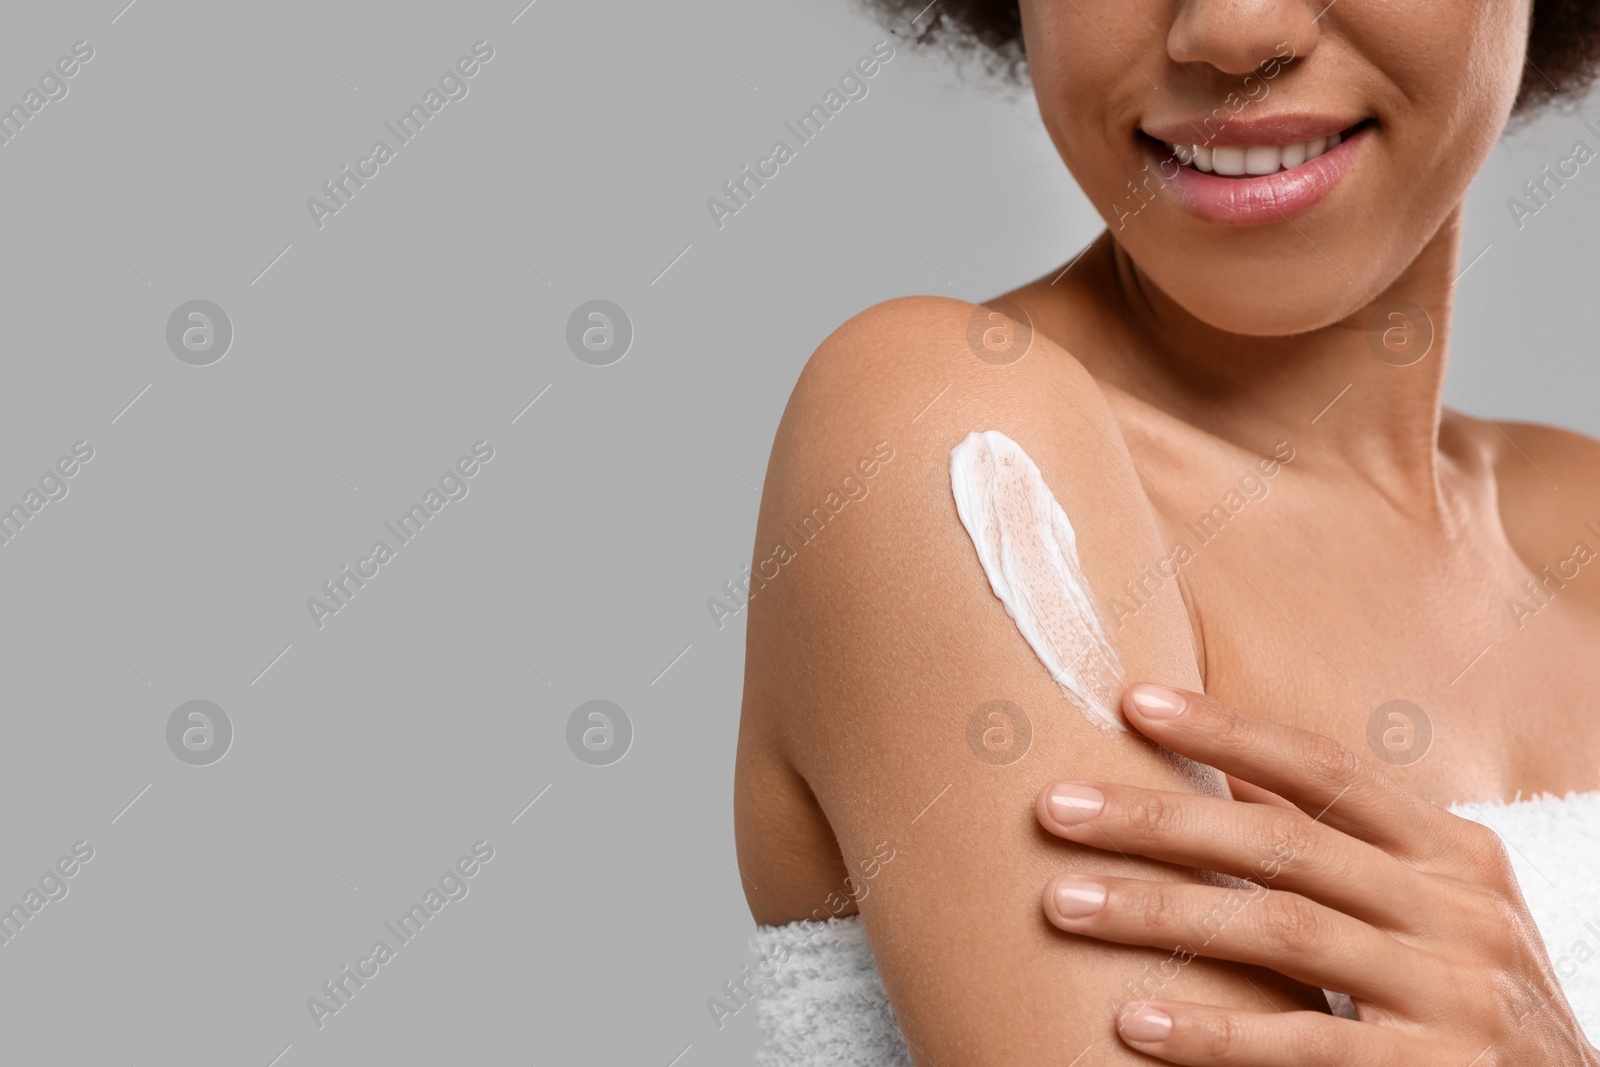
[1167,0,1321,75]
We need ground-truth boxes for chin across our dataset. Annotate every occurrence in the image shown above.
[1121,230,1395,336]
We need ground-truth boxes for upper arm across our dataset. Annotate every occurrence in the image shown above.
[738,296,1318,1063]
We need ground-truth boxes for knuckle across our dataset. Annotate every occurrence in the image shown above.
[1487,891,1526,935]
[1261,812,1317,868]
[1207,704,1256,749]
[1465,818,1509,861]
[1259,892,1323,951]
[1450,818,1518,882]
[1190,1010,1247,1059]
[1464,876,1528,937]
[1484,849,1520,896]
[1304,734,1366,785]
[1120,791,1180,842]
[1129,884,1185,933]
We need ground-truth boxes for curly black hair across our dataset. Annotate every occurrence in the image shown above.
[859,0,1600,116]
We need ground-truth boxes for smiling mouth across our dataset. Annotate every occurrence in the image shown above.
[1152,120,1373,177]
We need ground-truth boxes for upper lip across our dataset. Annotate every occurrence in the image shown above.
[1141,114,1366,148]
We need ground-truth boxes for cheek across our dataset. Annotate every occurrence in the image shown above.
[1349,0,1526,148]
[1334,2,1527,259]
[1020,2,1157,193]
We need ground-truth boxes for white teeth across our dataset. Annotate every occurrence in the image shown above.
[1211,145,1246,175]
[1167,130,1349,175]
[1244,145,1280,175]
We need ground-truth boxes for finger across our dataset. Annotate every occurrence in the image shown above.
[1120,683,1453,860]
[1114,999,1421,1066]
[1042,873,1418,1001]
[1035,781,1427,925]
[1225,774,1295,809]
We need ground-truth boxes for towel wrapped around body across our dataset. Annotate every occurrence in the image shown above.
[747,791,1600,1065]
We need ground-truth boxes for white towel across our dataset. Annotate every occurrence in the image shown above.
[748,914,914,1067]
[748,791,1600,1064]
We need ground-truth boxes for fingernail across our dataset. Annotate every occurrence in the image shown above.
[1119,1004,1173,1042]
[1052,876,1107,918]
[1127,684,1186,720]
[1047,784,1104,825]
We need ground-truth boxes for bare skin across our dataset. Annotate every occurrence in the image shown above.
[735,0,1600,1061]
[1035,685,1599,1062]
[1010,229,1600,804]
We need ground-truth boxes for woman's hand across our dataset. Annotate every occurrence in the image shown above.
[1034,682,1599,1066]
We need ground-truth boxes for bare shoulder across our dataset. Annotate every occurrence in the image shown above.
[762,293,1172,542]
[733,295,1305,1064]
[1480,416,1600,498]
[1449,409,1600,566]
[774,294,1062,436]
[748,291,1202,761]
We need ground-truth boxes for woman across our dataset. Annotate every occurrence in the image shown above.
[734,0,1600,1062]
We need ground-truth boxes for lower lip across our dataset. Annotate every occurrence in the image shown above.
[1141,125,1368,225]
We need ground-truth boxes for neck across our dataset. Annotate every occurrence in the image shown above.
[1082,208,1466,515]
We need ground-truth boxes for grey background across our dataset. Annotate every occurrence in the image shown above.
[0,1,1594,1064]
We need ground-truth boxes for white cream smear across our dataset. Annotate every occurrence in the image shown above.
[950,430,1127,730]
